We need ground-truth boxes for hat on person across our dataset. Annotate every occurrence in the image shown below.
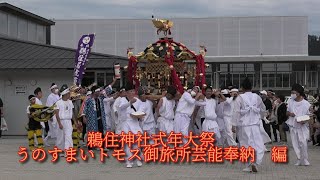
[230,88,239,93]
[260,90,267,95]
[60,84,70,96]
[50,83,58,90]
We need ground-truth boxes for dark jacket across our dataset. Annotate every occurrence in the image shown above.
[277,103,287,124]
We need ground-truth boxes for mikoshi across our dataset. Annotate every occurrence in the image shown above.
[126,17,209,94]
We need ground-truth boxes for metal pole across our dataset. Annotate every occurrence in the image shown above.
[260,63,262,90]
[304,62,307,86]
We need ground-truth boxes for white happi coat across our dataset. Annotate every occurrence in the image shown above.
[46,93,60,138]
[118,97,143,134]
[216,101,225,132]
[222,97,237,146]
[118,97,143,165]
[137,99,156,135]
[201,98,221,139]
[158,97,175,134]
[174,92,204,138]
[286,98,311,165]
[113,97,123,134]
[55,99,74,151]
[194,105,205,134]
[233,92,266,165]
[103,97,115,132]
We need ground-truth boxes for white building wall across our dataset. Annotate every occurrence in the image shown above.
[51,16,308,57]
[0,70,73,135]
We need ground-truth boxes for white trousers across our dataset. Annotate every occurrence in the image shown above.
[158,117,174,134]
[260,120,271,144]
[193,117,202,135]
[223,117,237,146]
[105,115,113,132]
[46,116,58,139]
[56,120,73,151]
[237,124,265,165]
[174,113,190,144]
[124,143,143,165]
[202,119,221,144]
[290,125,309,164]
[116,121,123,135]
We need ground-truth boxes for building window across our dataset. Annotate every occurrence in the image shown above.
[283,74,290,87]
[262,64,275,72]
[276,74,282,87]
[231,64,244,72]
[277,63,291,72]
[220,64,228,72]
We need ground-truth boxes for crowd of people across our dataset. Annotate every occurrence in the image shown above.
[22,77,320,172]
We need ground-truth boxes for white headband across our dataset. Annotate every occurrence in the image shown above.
[230,89,239,93]
[61,88,70,96]
[95,88,101,93]
[221,89,229,94]
[50,84,58,90]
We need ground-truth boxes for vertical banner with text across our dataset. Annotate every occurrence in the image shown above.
[73,34,95,85]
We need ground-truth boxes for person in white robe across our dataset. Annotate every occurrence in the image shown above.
[200,86,221,143]
[136,88,156,136]
[102,78,118,132]
[174,86,205,144]
[55,85,75,157]
[286,84,311,166]
[118,84,143,168]
[215,90,227,146]
[45,83,60,146]
[220,89,237,146]
[103,89,118,133]
[114,87,126,134]
[232,78,266,173]
[192,106,205,135]
[156,86,177,134]
[190,86,204,135]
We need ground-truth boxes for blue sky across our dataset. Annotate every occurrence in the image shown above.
[4,0,320,34]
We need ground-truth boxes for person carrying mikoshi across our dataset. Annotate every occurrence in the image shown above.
[156,86,177,135]
[174,86,205,145]
[199,86,221,144]
[55,84,76,157]
[118,84,144,168]
[26,95,44,150]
